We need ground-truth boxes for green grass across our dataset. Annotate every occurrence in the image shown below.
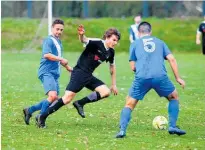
[1,17,203,52]
[1,52,205,150]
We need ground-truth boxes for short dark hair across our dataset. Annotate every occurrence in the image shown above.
[103,28,121,40]
[138,21,152,33]
[135,13,141,17]
[52,19,64,27]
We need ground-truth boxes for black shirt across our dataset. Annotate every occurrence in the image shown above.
[75,39,115,73]
[198,22,205,45]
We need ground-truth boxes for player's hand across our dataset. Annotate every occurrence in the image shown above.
[110,85,118,95]
[60,58,68,66]
[66,66,73,72]
[196,39,201,45]
[78,24,85,35]
[176,78,185,89]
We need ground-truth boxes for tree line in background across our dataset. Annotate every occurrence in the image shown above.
[1,1,204,18]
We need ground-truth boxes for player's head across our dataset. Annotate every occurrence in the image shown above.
[134,14,142,24]
[51,19,64,38]
[138,21,152,37]
[103,28,121,49]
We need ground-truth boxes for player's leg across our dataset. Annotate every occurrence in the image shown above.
[75,85,109,105]
[116,96,138,138]
[73,76,108,118]
[36,68,86,128]
[23,74,58,125]
[116,78,151,138]
[40,91,57,114]
[167,90,186,135]
[167,90,179,128]
[45,90,76,116]
[153,76,186,135]
[73,91,103,118]
[23,100,45,125]
[40,75,60,114]
[36,90,76,128]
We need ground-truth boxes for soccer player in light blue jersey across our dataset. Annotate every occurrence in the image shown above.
[129,14,141,43]
[116,21,186,138]
[23,19,72,125]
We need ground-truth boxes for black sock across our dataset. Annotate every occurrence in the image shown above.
[78,92,101,106]
[41,98,65,119]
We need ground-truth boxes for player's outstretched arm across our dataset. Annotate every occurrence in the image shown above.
[109,64,118,95]
[166,54,185,89]
[78,24,88,43]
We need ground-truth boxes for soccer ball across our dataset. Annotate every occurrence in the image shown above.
[152,116,168,130]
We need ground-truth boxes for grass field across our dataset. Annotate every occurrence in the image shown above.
[1,52,205,150]
[1,17,202,52]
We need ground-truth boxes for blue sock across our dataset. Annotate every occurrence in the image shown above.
[119,107,132,132]
[28,100,45,114]
[40,100,51,114]
[168,100,179,128]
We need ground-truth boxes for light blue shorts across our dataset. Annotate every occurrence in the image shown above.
[129,75,175,100]
[39,73,59,95]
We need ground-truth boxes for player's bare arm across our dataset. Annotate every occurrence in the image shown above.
[129,61,136,72]
[166,54,185,89]
[109,64,118,95]
[196,32,201,45]
[61,64,73,72]
[44,53,71,71]
[44,53,68,66]
[78,24,88,43]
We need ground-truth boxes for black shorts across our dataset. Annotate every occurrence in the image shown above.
[203,43,205,55]
[66,67,105,93]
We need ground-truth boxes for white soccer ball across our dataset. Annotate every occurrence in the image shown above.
[152,116,168,130]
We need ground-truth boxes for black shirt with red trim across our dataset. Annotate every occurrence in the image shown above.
[75,39,115,73]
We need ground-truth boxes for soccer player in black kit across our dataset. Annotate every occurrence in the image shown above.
[36,25,121,128]
[196,17,205,55]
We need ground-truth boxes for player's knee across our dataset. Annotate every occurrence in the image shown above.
[98,88,110,98]
[101,88,111,98]
[105,88,111,97]
[125,103,135,110]
[125,96,138,110]
[62,92,75,104]
[48,93,58,102]
[168,90,179,100]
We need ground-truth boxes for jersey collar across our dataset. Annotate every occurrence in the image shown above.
[50,34,60,40]
[140,34,151,38]
[102,40,109,51]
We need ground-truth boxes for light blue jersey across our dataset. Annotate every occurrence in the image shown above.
[38,35,63,78]
[129,35,171,79]
[129,24,140,41]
